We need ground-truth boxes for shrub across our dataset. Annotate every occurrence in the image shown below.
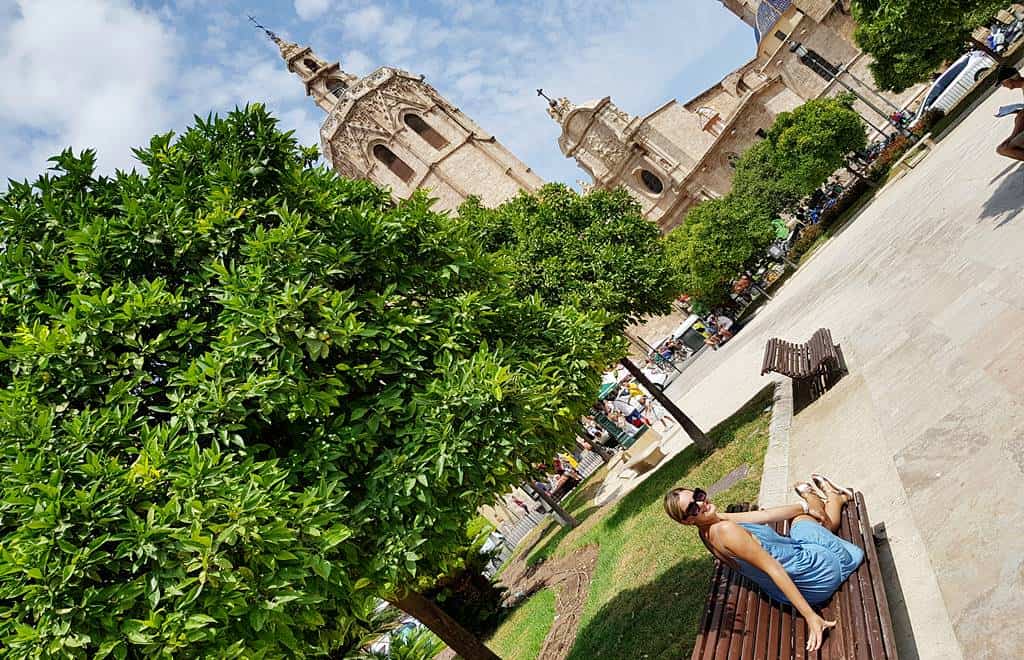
[787,225,824,261]
[867,134,912,179]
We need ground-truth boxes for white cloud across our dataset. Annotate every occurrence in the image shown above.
[342,49,375,77]
[294,0,331,21]
[0,0,177,181]
[343,5,384,37]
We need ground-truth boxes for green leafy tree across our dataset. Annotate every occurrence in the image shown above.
[852,0,1004,91]
[459,184,680,337]
[368,626,446,660]
[730,139,809,217]
[0,106,612,657]
[665,197,774,307]
[767,95,868,193]
[459,184,714,452]
[732,96,866,217]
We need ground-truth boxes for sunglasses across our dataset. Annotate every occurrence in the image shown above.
[683,488,707,518]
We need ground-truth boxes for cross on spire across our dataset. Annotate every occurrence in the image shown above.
[536,88,557,108]
[247,15,281,44]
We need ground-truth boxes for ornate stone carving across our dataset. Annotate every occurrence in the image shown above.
[546,97,574,123]
[584,132,627,166]
[601,103,631,128]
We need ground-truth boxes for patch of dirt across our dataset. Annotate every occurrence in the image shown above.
[497,543,599,660]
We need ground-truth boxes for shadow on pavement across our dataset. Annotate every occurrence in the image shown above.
[873,522,922,660]
[980,163,1024,228]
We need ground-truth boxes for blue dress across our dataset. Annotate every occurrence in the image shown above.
[732,521,864,605]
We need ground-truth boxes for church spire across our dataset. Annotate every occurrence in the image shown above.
[250,17,358,113]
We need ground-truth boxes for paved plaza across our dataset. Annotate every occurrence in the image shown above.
[663,86,1024,659]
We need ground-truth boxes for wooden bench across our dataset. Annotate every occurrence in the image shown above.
[690,493,898,660]
[761,328,847,411]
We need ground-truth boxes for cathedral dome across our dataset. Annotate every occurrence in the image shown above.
[754,0,792,42]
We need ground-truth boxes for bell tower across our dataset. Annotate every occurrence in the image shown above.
[258,23,542,211]
[543,90,714,233]
[718,0,758,28]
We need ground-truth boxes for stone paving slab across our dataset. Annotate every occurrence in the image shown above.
[662,86,1024,659]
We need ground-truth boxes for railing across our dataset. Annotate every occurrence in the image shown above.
[486,449,606,575]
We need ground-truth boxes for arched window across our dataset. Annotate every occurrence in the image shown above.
[329,81,347,98]
[303,58,320,72]
[373,144,415,182]
[403,114,449,149]
[639,169,664,195]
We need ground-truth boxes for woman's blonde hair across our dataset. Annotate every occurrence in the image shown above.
[664,487,738,569]
[663,487,693,524]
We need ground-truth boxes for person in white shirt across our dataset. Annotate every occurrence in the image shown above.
[716,314,734,342]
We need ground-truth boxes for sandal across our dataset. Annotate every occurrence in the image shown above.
[811,473,855,500]
[794,481,827,501]
[793,482,828,522]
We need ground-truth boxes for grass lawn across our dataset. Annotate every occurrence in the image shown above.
[491,389,773,660]
[485,588,556,660]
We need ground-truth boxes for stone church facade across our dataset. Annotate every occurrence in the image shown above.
[548,0,925,231]
[268,32,542,212]
[269,0,922,232]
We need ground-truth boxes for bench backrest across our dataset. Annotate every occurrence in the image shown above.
[690,493,897,659]
[762,329,840,378]
[807,328,840,372]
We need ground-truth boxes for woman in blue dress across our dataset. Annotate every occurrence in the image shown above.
[664,474,864,653]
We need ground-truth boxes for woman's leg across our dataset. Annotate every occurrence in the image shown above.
[794,485,834,531]
[822,488,850,534]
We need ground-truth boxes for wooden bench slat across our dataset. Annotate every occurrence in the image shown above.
[818,593,837,660]
[780,603,794,660]
[738,581,760,660]
[699,562,731,660]
[754,580,773,658]
[725,575,753,660]
[795,615,807,660]
[838,507,872,660]
[767,601,782,659]
[836,549,859,659]
[855,494,898,659]
[704,563,735,660]
[715,570,744,658]
[847,500,887,660]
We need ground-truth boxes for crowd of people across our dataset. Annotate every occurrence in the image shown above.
[701,312,734,350]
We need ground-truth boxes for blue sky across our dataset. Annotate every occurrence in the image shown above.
[0,0,756,187]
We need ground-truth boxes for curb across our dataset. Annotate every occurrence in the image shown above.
[758,377,793,507]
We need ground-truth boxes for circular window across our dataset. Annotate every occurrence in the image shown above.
[639,169,664,195]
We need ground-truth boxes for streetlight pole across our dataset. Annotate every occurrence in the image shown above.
[788,41,908,137]
[843,67,903,113]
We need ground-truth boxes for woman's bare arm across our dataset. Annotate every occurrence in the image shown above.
[719,503,804,525]
[713,522,836,651]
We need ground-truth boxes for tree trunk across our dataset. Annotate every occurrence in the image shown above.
[390,590,500,660]
[533,484,577,527]
[620,357,714,453]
